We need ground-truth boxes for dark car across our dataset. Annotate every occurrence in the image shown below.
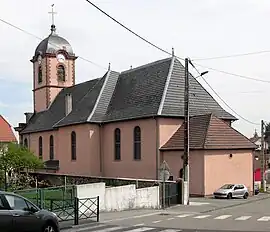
[0,190,59,232]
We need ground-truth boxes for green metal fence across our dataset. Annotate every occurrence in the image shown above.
[14,185,76,209]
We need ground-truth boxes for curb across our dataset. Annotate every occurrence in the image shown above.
[200,194,270,213]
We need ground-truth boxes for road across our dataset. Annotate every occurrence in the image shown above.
[62,195,270,232]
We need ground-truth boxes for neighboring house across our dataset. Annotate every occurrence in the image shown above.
[160,114,256,196]
[15,22,256,196]
[0,115,17,145]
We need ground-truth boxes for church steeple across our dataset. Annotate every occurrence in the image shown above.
[31,5,77,113]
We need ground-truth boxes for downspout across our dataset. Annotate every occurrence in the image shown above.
[155,117,160,180]
[99,123,103,176]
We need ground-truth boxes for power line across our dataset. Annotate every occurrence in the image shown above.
[0,18,107,70]
[192,50,270,61]
[190,61,259,125]
[84,0,181,59]
[193,62,270,84]
[84,0,270,86]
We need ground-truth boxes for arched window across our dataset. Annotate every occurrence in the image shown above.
[38,136,43,159]
[24,138,28,148]
[114,128,121,160]
[49,135,54,160]
[71,131,76,160]
[133,126,141,160]
[38,66,42,83]
[57,65,65,81]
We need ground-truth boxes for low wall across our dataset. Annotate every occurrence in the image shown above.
[76,182,159,212]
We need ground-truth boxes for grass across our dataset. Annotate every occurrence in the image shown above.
[15,187,75,210]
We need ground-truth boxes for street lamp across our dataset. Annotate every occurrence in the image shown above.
[182,60,209,205]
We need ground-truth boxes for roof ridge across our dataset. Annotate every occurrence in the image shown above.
[202,113,213,149]
[120,57,172,75]
[157,56,175,115]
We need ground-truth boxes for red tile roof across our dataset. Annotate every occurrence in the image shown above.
[161,114,256,150]
[0,115,17,142]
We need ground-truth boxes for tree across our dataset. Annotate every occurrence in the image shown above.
[0,143,44,190]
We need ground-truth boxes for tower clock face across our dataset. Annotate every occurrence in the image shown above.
[57,53,66,63]
[37,55,42,64]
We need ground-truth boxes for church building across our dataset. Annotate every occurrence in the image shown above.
[15,22,256,196]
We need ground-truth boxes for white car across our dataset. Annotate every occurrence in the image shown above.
[213,184,249,199]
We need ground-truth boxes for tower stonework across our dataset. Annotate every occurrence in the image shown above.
[32,25,77,113]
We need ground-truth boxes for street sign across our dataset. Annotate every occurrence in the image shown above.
[160,169,170,181]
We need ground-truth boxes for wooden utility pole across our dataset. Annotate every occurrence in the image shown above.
[183,58,190,205]
[261,120,266,191]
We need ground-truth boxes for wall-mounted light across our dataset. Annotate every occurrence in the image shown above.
[255,156,259,161]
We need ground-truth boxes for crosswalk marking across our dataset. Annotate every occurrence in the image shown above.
[159,230,182,232]
[92,226,123,232]
[257,216,270,221]
[235,216,252,221]
[193,214,211,219]
[214,215,232,220]
[176,213,194,218]
[126,227,156,231]
[152,220,161,224]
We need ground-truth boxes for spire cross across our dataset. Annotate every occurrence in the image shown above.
[48,4,57,26]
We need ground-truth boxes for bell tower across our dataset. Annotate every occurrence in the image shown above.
[31,5,77,113]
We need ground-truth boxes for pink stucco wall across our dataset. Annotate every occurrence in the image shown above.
[204,150,253,195]
[161,150,205,195]
[22,117,183,180]
[24,124,101,176]
[102,118,157,179]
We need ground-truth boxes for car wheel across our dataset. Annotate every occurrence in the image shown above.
[243,192,249,199]
[227,193,232,199]
[43,223,56,232]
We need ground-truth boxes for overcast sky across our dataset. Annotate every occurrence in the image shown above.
[1,0,270,137]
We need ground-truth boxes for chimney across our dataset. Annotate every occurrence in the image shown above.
[65,93,72,116]
[24,112,33,124]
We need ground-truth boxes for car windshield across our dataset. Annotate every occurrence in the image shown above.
[220,184,234,189]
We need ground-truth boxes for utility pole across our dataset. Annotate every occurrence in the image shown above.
[183,58,190,205]
[261,120,266,191]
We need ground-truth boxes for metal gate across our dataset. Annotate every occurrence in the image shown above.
[161,181,182,208]
[48,196,100,225]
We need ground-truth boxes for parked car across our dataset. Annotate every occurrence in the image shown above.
[0,190,59,232]
[213,184,249,199]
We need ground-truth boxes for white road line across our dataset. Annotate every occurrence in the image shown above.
[214,215,232,220]
[125,227,157,232]
[64,224,108,232]
[103,212,161,223]
[133,223,145,227]
[176,213,193,218]
[167,217,175,220]
[152,220,161,223]
[235,216,252,221]
[257,216,270,221]
[194,215,211,219]
[91,226,124,232]
[159,230,182,232]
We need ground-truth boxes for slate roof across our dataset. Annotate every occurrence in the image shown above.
[161,114,256,150]
[0,115,17,142]
[21,57,236,134]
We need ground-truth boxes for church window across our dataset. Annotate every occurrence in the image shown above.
[71,131,76,161]
[24,138,28,148]
[49,135,54,160]
[38,136,43,159]
[38,66,42,83]
[133,126,141,160]
[114,128,121,160]
[57,65,66,82]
